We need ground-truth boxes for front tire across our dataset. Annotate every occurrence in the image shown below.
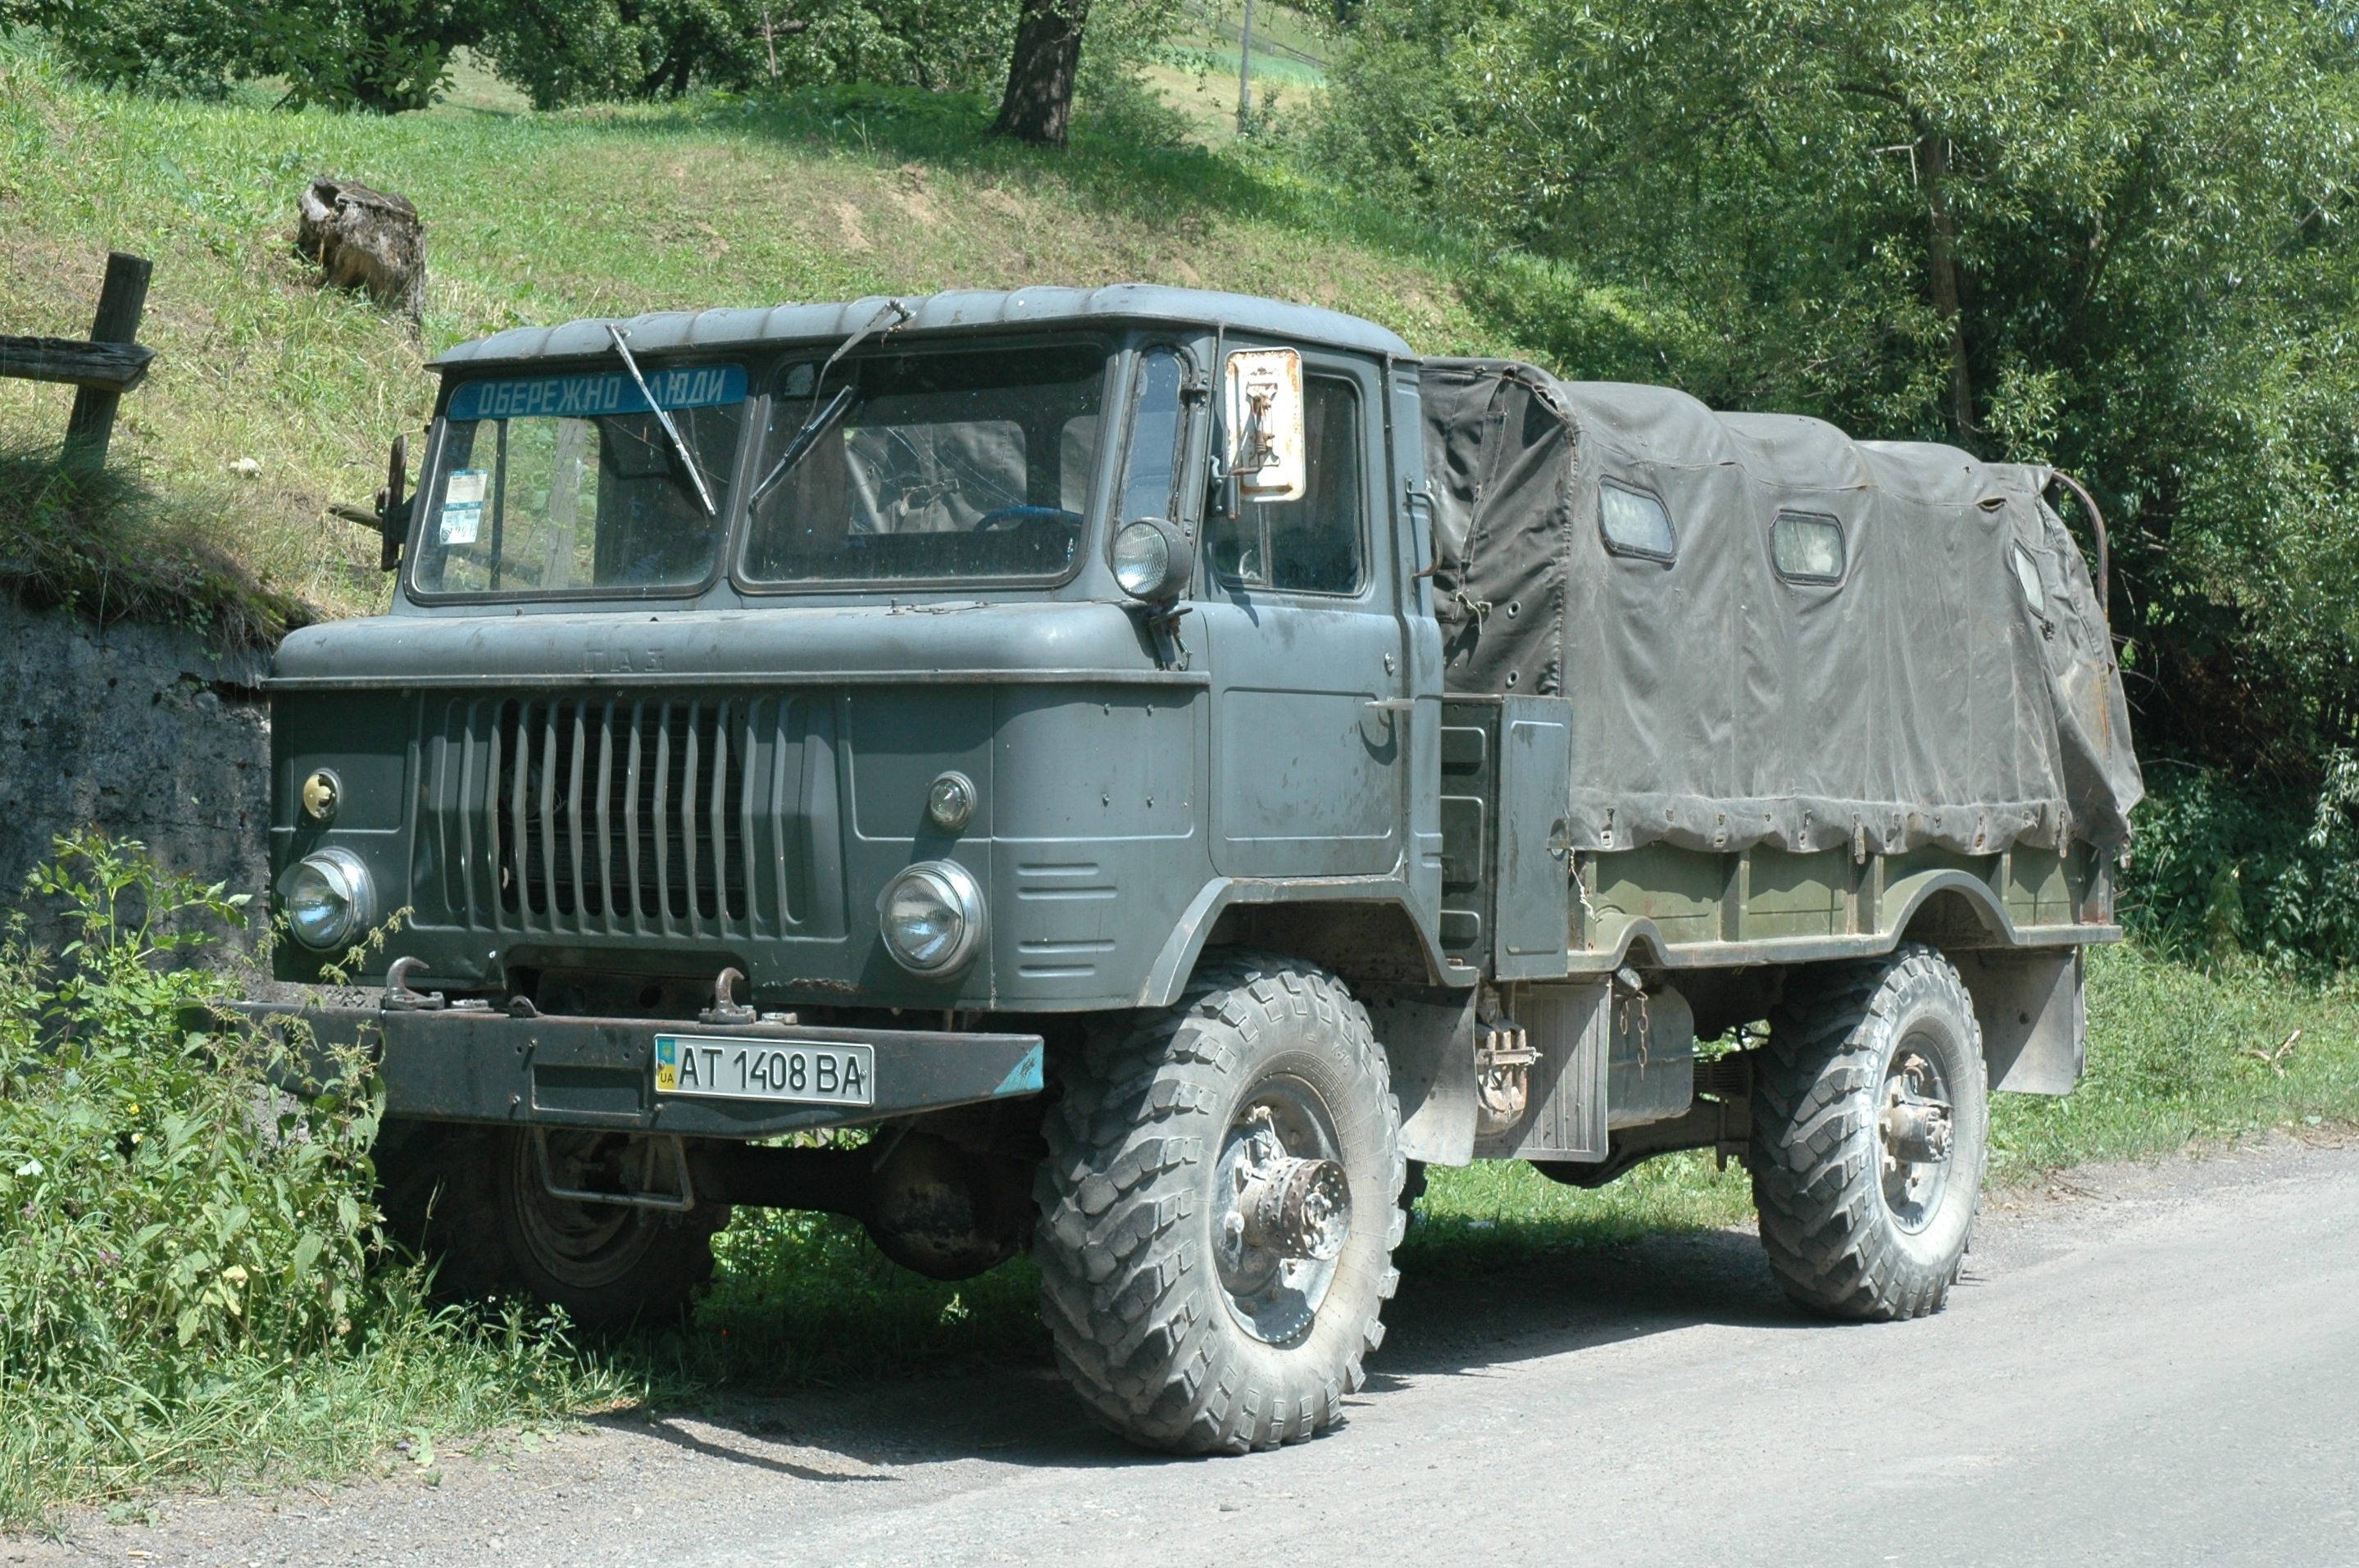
[1750,944,1989,1320]
[375,1120,728,1327]
[1034,952,1405,1453]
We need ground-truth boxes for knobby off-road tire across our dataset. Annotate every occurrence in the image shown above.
[1750,943,1989,1320]
[375,1120,728,1327]
[1034,951,1406,1453]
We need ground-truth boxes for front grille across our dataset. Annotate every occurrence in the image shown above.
[424,693,839,940]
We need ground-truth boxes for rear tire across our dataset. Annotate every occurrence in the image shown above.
[1749,944,1988,1320]
[375,1120,727,1327]
[1034,951,1405,1453]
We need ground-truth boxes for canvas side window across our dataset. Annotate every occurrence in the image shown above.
[2011,543,2047,616]
[1599,479,1675,561]
[1207,375,1365,594]
[1770,511,1845,583]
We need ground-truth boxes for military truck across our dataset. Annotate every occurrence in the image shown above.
[259,286,2139,1454]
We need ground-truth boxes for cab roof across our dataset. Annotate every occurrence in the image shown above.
[430,284,1416,370]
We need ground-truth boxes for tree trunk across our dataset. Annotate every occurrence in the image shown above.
[995,0,1089,148]
[1920,130,1975,445]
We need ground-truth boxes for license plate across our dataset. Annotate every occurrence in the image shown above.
[652,1034,875,1107]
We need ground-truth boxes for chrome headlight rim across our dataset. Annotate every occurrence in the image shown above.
[284,847,376,952]
[877,860,987,977]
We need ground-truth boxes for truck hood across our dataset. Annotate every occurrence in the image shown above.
[268,601,1184,689]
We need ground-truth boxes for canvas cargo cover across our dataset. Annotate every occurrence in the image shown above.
[1420,360,2142,859]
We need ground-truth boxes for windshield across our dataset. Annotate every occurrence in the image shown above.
[411,365,747,598]
[741,343,1105,586]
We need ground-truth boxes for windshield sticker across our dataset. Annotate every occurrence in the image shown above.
[439,468,489,545]
[446,364,747,423]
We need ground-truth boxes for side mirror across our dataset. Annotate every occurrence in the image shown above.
[379,432,408,571]
[1223,348,1305,502]
[1111,517,1194,606]
[329,431,409,571]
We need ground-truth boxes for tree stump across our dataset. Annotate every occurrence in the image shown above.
[296,176,426,325]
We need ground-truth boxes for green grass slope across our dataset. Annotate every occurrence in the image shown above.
[0,46,1509,627]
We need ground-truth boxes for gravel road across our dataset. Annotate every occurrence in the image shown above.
[16,1135,2357,1568]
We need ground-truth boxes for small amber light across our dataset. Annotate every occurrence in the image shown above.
[301,769,341,824]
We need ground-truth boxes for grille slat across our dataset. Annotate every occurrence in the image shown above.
[566,706,589,925]
[652,709,674,931]
[594,709,617,934]
[623,704,646,935]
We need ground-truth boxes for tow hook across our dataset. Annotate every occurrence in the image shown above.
[382,956,445,1011]
[698,966,757,1025]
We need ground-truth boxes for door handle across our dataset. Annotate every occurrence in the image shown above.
[1364,698,1416,714]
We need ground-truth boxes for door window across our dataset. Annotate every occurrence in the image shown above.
[1207,375,1364,594]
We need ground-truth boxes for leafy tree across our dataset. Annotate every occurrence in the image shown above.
[1321,2,2359,872]
[16,0,475,110]
[475,0,1019,109]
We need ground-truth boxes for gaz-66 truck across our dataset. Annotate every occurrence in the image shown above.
[258,286,2140,1454]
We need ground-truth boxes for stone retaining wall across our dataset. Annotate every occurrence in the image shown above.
[2,601,272,943]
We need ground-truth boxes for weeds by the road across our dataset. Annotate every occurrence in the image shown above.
[0,439,311,649]
[0,838,625,1529]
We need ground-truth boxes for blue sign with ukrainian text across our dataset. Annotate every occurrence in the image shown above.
[446,364,747,423]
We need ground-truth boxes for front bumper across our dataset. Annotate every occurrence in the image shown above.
[202,1002,1045,1139]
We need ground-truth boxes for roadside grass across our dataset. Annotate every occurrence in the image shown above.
[0,38,1511,631]
[0,1288,639,1529]
[1991,942,2359,1174]
[0,438,313,648]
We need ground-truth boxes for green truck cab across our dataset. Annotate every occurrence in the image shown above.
[260,287,2139,1452]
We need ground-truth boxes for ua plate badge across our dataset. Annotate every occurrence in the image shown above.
[653,1034,875,1107]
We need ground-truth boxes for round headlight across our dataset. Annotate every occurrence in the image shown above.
[879,861,986,975]
[1112,520,1173,598]
[1111,517,1193,603]
[285,848,375,952]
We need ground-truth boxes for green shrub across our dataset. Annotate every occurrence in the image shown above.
[2119,760,2359,976]
[0,833,374,1409]
[0,834,633,1525]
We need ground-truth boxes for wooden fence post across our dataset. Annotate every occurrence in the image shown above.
[63,252,152,470]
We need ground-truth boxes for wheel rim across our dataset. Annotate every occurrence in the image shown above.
[1213,1074,1353,1345]
[1877,1030,1957,1234]
[509,1131,661,1291]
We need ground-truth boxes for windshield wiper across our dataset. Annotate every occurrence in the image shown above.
[748,385,852,508]
[746,298,913,508]
[607,324,717,519]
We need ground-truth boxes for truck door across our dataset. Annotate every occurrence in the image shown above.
[1199,352,1407,877]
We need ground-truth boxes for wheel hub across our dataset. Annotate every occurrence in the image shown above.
[1879,1096,1952,1164]
[1239,1151,1352,1263]
[1878,1042,1955,1234]
[1215,1093,1352,1343]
